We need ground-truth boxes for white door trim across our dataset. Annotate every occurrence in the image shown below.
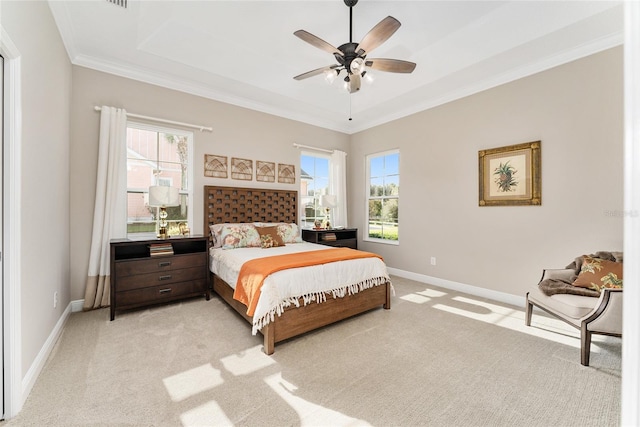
[1,26,23,419]
[622,2,640,425]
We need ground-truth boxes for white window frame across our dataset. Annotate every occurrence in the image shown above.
[126,121,194,239]
[364,149,399,245]
[300,150,333,227]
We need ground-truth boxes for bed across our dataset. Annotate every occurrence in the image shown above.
[204,185,392,354]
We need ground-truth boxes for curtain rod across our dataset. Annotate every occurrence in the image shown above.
[293,143,334,154]
[94,106,213,132]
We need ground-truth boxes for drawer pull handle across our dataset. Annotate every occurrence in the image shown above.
[159,275,172,281]
[158,261,171,267]
[159,288,172,294]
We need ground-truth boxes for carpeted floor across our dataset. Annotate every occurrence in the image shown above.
[6,275,621,426]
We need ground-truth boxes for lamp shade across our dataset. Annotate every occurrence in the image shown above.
[148,186,180,207]
[320,194,337,208]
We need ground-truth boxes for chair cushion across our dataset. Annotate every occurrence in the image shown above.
[528,286,598,321]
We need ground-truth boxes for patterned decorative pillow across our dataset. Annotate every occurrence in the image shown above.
[256,226,286,248]
[220,224,261,249]
[277,223,303,243]
[209,224,225,248]
[572,255,623,292]
[253,222,303,243]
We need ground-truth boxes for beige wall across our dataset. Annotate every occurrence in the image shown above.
[71,48,624,303]
[1,1,72,375]
[350,47,623,298]
[70,67,351,300]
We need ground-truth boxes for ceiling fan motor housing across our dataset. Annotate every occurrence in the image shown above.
[335,42,362,75]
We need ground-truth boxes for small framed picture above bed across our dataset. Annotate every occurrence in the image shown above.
[256,161,276,183]
[278,163,295,184]
[231,157,253,181]
[204,154,228,178]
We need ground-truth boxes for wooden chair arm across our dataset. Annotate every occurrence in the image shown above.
[583,288,623,335]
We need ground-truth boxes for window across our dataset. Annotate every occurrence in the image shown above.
[126,122,193,238]
[300,153,331,228]
[366,150,399,243]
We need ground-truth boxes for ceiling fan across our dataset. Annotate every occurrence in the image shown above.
[293,0,416,94]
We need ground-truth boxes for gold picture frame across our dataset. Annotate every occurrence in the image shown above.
[479,141,541,206]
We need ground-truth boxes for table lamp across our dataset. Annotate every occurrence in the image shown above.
[320,194,337,229]
[148,185,180,238]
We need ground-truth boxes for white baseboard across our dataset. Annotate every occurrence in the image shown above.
[387,267,526,308]
[20,302,72,406]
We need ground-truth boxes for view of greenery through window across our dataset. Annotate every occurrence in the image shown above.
[300,154,330,228]
[367,151,399,241]
[126,124,192,237]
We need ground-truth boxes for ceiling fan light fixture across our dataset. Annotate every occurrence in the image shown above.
[350,57,365,74]
[324,69,338,84]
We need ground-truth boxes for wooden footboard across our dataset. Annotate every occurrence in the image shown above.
[212,273,391,354]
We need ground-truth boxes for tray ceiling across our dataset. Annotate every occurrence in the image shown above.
[49,1,623,134]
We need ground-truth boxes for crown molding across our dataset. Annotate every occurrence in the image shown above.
[71,30,621,136]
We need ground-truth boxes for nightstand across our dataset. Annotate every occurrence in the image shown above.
[302,228,358,249]
[109,235,209,320]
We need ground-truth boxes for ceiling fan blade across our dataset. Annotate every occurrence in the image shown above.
[347,73,361,93]
[294,30,344,57]
[365,58,416,73]
[356,16,401,56]
[293,65,340,81]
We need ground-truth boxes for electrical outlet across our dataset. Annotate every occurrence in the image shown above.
[430,257,436,266]
[53,291,58,308]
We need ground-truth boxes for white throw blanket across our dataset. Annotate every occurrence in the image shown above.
[209,242,391,334]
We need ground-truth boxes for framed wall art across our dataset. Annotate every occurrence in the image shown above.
[256,160,276,182]
[231,157,253,180]
[278,163,296,184]
[478,141,541,206]
[204,154,228,178]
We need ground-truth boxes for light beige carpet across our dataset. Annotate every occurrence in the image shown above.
[6,276,621,426]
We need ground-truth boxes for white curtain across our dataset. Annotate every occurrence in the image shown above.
[330,150,348,228]
[83,106,128,310]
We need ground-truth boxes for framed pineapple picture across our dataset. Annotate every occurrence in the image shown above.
[478,141,541,206]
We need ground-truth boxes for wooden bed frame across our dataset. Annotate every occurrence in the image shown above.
[204,185,391,354]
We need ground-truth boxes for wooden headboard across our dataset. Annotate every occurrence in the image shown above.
[204,186,298,237]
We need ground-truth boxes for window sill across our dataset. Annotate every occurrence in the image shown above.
[363,238,399,246]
